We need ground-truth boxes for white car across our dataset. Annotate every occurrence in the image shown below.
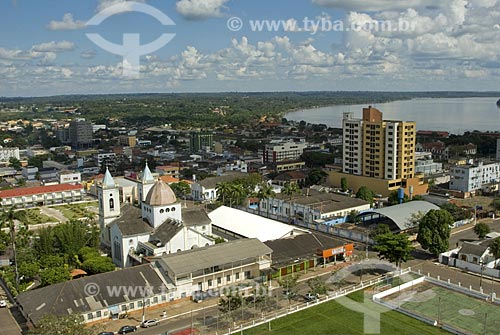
[141,319,159,328]
[0,300,7,308]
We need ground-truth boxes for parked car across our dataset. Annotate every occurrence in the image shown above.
[98,332,114,335]
[304,293,319,301]
[0,300,7,308]
[117,325,137,334]
[141,319,159,328]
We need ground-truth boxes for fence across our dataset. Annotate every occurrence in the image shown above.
[372,272,499,335]
[217,268,412,335]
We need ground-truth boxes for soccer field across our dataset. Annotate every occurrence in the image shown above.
[243,291,449,335]
[385,282,500,335]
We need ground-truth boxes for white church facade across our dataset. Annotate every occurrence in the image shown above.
[98,164,214,268]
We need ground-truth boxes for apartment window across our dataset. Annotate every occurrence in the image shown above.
[96,311,102,318]
[208,279,213,287]
[235,272,240,280]
[87,313,93,321]
[226,275,231,282]
[217,277,222,285]
[129,302,135,309]
[245,271,251,279]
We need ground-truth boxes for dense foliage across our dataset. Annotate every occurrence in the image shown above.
[417,209,454,255]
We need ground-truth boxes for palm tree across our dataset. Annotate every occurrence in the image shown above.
[0,206,23,291]
[216,182,231,206]
[257,182,276,218]
[281,182,301,222]
[490,238,500,268]
[228,184,247,208]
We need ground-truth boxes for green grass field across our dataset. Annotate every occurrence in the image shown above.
[243,291,449,335]
[391,282,500,334]
[21,208,57,225]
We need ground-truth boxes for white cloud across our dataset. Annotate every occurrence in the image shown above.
[46,13,86,30]
[312,0,433,12]
[176,0,229,20]
[31,41,75,53]
[97,0,145,12]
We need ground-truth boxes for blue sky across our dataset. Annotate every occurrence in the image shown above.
[1,0,500,96]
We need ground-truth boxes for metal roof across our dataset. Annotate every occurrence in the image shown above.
[155,238,272,276]
[208,206,309,242]
[368,201,440,231]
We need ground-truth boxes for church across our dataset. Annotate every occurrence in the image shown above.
[97,164,215,268]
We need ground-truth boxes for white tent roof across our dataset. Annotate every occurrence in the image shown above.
[208,206,309,242]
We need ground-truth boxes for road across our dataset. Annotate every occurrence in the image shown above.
[449,219,500,249]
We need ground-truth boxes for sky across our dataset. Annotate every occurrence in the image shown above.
[1,0,500,96]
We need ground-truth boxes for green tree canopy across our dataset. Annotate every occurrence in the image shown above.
[170,181,191,198]
[491,198,500,213]
[40,266,70,287]
[340,177,348,192]
[28,314,96,335]
[356,186,375,204]
[417,209,454,255]
[473,222,490,239]
[489,238,500,266]
[373,233,414,268]
[81,256,115,275]
[9,157,22,170]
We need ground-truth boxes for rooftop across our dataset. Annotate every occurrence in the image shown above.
[111,204,153,236]
[364,201,440,231]
[0,183,82,198]
[209,206,309,242]
[154,238,272,277]
[16,264,164,326]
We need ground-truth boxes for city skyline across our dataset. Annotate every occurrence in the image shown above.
[1,0,500,96]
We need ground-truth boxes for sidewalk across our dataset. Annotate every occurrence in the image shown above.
[95,261,351,332]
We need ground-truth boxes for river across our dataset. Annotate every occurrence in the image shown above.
[285,97,500,134]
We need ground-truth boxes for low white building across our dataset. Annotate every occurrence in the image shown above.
[450,161,500,193]
[58,171,82,184]
[152,238,272,299]
[0,146,19,163]
[191,172,246,202]
[0,183,84,208]
[259,189,371,224]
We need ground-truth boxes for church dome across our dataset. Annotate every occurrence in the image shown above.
[145,180,177,206]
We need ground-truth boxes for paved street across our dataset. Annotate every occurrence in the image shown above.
[449,219,500,249]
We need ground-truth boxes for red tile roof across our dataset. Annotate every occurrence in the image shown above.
[0,183,82,198]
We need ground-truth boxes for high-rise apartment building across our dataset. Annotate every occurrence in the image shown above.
[330,106,425,197]
[69,118,93,149]
[342,107,416,180]
[190,131,213,152]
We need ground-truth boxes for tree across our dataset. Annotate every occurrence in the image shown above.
[440,202,471,221]
[256,182,276,217]
[373,233,414,268]
[491,198,500,213]
[356,186,375,204]
[306,277,328,296]
[0,206,24,291]
[346,210,361,224]
[19,262,40,281]
[306,169,327,186]
[473,222,490,239]
[370,223,391,238]
[9,157,22,170]
[278,274,300,294]
[417,209,454,255]
[340,177,348,192]
[489,238,500,267]
[170,181,191,199]
[81,256,115,275]
[40,266,70,286]
[282,181,301,222]
[28,314,96,335]
[388,190,408,205]
[218,295,242,314]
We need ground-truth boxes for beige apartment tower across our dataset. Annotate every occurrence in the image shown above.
[343,106,416,180]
